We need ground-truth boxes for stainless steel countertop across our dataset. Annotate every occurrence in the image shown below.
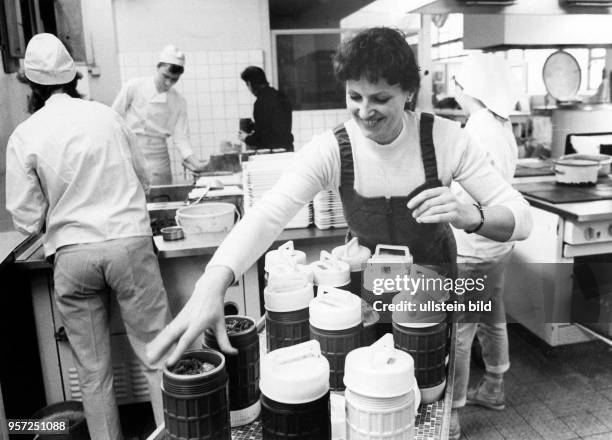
[153,226,348,258]
[513,176,612,222]
[0,230,36,268]
[14,227,349,268]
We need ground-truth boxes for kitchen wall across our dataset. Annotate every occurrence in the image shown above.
[109,0,348,180]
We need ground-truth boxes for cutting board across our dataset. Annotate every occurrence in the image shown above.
[515,178,612,203]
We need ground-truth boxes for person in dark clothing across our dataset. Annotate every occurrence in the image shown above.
[238,66,294,151]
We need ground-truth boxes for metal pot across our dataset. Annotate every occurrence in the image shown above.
[552,158,600,185]
[561,153,612,176]
[551,103,612,159]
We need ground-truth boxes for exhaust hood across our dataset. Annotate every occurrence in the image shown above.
[411,0,612,14]
[463,14,612,49]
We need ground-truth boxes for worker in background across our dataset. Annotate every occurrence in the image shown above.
[449,53,522,440]
[112,44,208,184]
[238,66,294,152]
[6,33,171,440]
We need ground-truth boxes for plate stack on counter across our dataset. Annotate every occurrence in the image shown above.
[242,153,312,229]
[313,190,347,229]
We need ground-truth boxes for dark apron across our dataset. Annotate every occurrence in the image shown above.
[333,112,457,278]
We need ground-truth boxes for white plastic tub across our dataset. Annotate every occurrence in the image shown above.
[175,203,237,234]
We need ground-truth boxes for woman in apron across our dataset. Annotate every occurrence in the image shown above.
[148,28,533,405]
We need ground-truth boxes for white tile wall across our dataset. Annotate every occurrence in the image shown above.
[292,109,349,150]
[118,51,349,180]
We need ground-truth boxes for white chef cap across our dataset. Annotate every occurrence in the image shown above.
[24,33,76,85]
[454,53,520,120]
[159,44,186,67]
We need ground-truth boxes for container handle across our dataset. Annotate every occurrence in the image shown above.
[274,340,321,365]
[319,250,341,270]
[374,244,412,258]
[317,285,350,297]
[371,334,397,367]
[277,240,295,254]
[551,164,565,175]
[343,237,360,257]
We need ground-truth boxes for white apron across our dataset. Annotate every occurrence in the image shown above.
[136,135,172,185]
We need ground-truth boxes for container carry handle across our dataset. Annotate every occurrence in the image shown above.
[371,333,397,367]
[274,340,322,365]
[318,250,342,270]
[342,237,361,257]
[374,244,412,258]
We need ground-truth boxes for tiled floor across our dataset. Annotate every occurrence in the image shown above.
[120,323,612,440]
[458,324,612,440]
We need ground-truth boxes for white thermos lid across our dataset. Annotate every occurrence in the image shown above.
[309,286,362,330]
[331,237,372,272]
[265,240,307,272]
[310,251,351,287]
[264,267,313,312]
[260,340,330,404]
[344,334,416,398]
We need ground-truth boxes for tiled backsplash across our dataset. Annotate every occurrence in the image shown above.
[118,51,348,181]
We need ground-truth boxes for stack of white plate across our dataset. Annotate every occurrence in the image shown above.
[242,155,312,229]
[313,190,347,230]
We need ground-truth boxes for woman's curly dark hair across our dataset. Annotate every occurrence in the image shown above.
[333,27,420,93]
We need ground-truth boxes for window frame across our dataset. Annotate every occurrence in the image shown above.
[271,28,362,111]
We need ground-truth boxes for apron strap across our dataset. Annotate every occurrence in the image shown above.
[333,123,355,191]
[419,112,440,184]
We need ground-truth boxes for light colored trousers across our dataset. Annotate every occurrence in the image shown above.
[452,255,511,408]
[53,237,170,440]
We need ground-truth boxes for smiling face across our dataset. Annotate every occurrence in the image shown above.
[346,77,412,145]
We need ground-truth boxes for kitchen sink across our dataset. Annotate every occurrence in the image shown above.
[148,201,185,235]
[146,184,193,203]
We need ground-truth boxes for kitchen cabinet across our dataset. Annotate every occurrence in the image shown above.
[505,179,612,346]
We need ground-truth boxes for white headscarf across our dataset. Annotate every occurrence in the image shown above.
[24,33,76,85]
[454,53,520,120]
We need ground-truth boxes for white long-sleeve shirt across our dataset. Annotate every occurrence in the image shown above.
[452,109,519,263]
[209,112,532,279]
[5,93,152,257]
[111,77,194,159]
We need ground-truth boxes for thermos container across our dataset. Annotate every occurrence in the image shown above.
[392,292,448,404]
[203,316,260,426]
[362,245,413,337]
[310,250,351,290]
[260,340,331,440]
[264,269,314,351]
[309,286,362,391]
[264,240,307,283]
[162,348,230,440]
[344,334,420,440]
[331,237,372,297]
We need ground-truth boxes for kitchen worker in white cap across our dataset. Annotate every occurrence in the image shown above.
[5,33,171,440]
[112,44,208,184]
[449,53,521,440]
